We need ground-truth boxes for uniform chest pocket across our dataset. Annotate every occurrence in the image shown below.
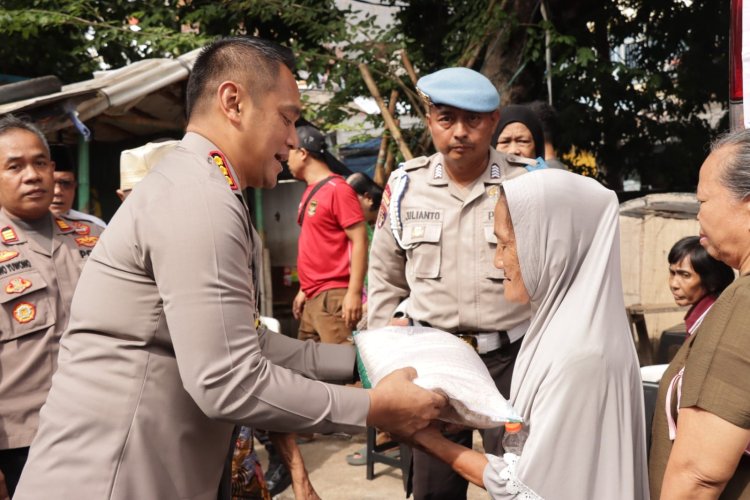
[402,222,442,279]
[0,270,55,341]
[483,224,505,280]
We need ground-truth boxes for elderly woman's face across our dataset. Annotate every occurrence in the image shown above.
[493,199,530,304]
[495,122,535,159]
[668,255,707,307]
[697,146,750,272]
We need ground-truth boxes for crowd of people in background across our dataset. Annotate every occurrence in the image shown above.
[0,34,749,500]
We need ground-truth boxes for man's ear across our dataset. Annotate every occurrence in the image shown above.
[50,160,56,171]
[217,81,242,124]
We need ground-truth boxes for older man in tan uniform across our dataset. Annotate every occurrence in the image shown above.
[367,67,537,500]
[0,115,103,497]
[14,37,444,500]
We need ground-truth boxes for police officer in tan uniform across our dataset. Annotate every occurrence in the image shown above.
[14,37,445,500]
[368,68,540,500]
[0,115,103,497]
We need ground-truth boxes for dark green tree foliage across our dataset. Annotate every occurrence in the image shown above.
[0,0,730,191]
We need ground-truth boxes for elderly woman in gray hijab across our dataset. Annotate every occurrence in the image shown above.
[650,129,750,499]
[411,169,648,499]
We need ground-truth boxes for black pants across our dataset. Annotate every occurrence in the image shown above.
[409,338,522,500]
[0,446,29,497]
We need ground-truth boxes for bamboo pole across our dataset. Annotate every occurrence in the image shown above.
[358,63,413,161]
[374,89,399,186]
[400,50,418,86]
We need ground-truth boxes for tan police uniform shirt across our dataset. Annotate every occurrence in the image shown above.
[368,148,531,333]
[14,133,369,500]
[0,210,102,449]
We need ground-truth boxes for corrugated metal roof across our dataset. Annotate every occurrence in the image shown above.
[0,48,202,138]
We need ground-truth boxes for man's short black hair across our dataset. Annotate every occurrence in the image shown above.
[0,114,50,156]
[50,144,75,174]
[186,36,296,120]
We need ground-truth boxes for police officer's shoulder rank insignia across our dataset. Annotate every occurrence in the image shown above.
[72,222,90,236]
[209,150,238,191]
[55,218,73,233]
[5,277,31,294]
[75,236,99,248]
[307,199,318,217]
[12,302,35,324]
[0,250,19,263]
[376,184,391,229]
[1,226,18,244]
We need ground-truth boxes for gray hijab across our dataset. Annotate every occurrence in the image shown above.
[483,169,649,499]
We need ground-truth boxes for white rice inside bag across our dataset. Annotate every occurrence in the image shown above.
[354,326,522,428]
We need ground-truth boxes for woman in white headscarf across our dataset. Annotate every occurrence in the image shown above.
[412,169,649,499]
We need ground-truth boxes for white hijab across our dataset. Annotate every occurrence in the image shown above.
[484,170,649,499]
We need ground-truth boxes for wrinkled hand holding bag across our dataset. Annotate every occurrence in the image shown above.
[354,326,522,428]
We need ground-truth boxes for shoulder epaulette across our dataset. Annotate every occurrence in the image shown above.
[402,156,430,172]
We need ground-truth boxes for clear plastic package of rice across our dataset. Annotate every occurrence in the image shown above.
[354,326,522,429]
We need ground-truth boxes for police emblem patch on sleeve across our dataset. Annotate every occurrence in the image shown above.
[75,236,99,248]
[307,199,318,217]
[376,184,391,229]
[5,277,31,294]
[12,302,35,323]
[0,250,19,263]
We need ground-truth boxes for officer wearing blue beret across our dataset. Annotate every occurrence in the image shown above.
[367,67,536,500]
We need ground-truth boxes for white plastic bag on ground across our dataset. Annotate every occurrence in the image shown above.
[354,326,522,428]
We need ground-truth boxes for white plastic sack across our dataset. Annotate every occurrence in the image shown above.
[354,326,522,428]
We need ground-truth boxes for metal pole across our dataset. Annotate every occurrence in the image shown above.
[77,135,90,211]
[540,0,553,106]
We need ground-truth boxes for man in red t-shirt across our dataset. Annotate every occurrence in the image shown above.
[288,124,367,344]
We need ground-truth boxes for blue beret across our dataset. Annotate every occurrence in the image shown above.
[416,67,500,113]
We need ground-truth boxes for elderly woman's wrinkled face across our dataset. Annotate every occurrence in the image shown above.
[668,255,707,307]
[697,146,750,273]
[496,122,536,159]
[493,198,530,304]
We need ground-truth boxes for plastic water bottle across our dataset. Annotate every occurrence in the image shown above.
[502,422,527,455]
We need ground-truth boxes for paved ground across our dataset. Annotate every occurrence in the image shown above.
[257,432,486,499]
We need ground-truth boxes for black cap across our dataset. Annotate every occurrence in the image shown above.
[295,123,352,176]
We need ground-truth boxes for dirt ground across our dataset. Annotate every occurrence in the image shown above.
[257,431,487,499]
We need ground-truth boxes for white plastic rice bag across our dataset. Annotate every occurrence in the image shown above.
[354,326,522,428]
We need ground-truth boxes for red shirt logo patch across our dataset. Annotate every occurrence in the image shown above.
[5,277,31,294]
[12,302,35,323]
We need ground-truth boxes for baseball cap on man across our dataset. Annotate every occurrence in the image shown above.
[416,67,500,113]
[295,124,351,176]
